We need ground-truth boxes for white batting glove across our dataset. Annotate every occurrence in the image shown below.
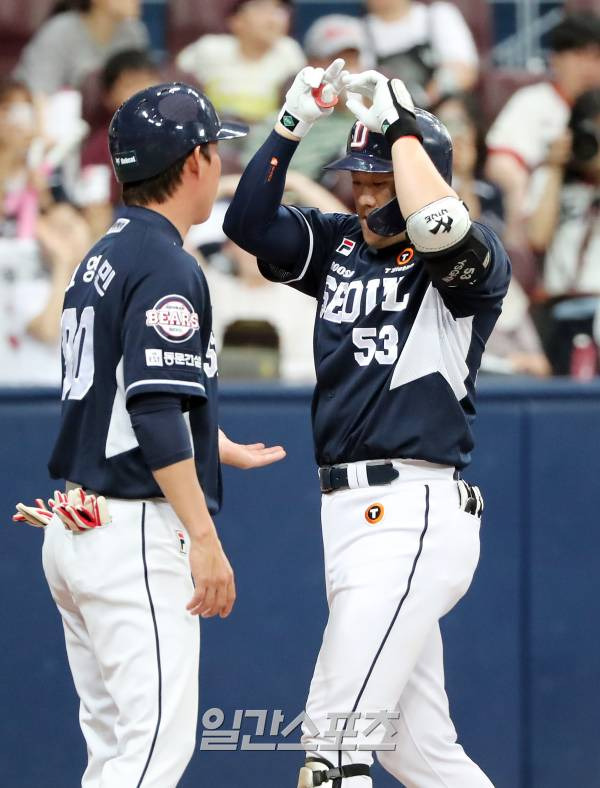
[277,58,347,139]
[343,70,422,143]
[50,487,111,532]
[12,499,54,528]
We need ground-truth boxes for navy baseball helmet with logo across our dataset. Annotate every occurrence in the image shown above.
[325,109,453,236]
[109,82,249,184]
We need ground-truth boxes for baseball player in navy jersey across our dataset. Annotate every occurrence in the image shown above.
[225,61,509,787]
[15,83,286,788]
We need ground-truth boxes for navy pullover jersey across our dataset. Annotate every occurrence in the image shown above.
[48,206,221,513]
[258,210,510,469]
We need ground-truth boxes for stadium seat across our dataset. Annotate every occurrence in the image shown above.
[0,0,55,76]
[481,67,545,127]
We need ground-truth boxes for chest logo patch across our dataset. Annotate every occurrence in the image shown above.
[146,294,199,343]
[365,502,385,525]
[336,238,356,257]
[397,247,414,266]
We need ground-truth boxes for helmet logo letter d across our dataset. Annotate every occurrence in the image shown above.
[350,122,369,151]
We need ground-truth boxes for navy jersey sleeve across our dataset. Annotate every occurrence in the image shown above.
[429,221,511,318]
[223,129,355,298]
[257,206,355,298]
[122,250,208,404]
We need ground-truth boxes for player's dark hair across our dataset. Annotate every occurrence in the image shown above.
[549,13,600,53]
[122,145,212,206]
[101,49,157,94]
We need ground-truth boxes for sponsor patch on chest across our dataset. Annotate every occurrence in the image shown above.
[336,238,356,257]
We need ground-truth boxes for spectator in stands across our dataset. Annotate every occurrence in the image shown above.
[0,77,92,386]
[176,0,305,124]
[0,79,48,239]
[435,93,504,238]
[14,0,148,95]
[79,49,159,237]
[526,88,600,375]
[363,0,478,107]
[487,12,600,244]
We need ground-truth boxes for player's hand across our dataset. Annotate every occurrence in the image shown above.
[187,534,236,618]
[278,58,347,138]
[343,70,416,136]
[218,429,286,469]
[12,498,54,528]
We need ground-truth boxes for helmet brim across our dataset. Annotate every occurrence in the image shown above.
[324,153,394,172]
[216,121,249,140]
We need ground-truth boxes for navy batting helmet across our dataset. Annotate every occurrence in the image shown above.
[324,109,453,236]
[109,82,249,184]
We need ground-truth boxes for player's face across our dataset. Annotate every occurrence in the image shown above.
[351,171,406,248]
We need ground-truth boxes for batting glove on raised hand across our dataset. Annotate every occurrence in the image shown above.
[12,499,55,528]
[343,71,422,145]
[278,58,347,139]
[50,487,111,532]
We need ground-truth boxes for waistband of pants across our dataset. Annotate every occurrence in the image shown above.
[318,458,459,493]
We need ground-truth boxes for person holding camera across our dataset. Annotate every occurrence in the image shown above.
[487,12,600,245]
[527,88,600,376]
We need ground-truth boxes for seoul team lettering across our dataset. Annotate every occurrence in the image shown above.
[320,275,409,324]
[320,275,409,368]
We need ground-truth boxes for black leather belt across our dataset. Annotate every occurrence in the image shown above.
[318,461,399,493]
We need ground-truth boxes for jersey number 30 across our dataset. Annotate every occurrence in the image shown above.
[61,307,95,401]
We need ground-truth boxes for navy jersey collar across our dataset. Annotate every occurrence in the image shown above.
[121,205,183,246]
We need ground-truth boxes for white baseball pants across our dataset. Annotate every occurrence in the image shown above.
[42,498,199,788]
[302,461,494,787]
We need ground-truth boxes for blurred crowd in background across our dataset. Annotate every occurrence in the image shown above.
[1,0,600,386]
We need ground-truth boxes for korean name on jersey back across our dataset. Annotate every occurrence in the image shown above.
[49,205,222,513]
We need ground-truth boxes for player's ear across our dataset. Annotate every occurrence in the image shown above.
[187,146,211,180]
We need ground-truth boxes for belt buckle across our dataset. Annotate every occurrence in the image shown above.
[319,467,333,493]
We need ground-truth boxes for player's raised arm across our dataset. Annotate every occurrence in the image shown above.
[343,71,510,305]
[223,59,348,280]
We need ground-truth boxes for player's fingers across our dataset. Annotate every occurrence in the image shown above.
[186,584,207,614]
[220,576,237,619]
[323,57,345,82]
[301,66,324,91]
[345,96,373,127]
[252,446,287,466]
[199,585,218,618]
[243,443,265,449]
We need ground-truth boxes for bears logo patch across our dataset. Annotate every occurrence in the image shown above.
[146,294,199,343]
[365,503,384,525]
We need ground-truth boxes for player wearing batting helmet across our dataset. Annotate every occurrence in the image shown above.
[225,60,508,787]
[17,83,287,788]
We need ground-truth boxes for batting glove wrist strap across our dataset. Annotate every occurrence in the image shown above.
[277,105,314,139]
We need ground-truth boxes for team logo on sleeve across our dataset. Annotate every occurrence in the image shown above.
[365,502,384,525]
[336,238,356,257]
[146,295,199,343]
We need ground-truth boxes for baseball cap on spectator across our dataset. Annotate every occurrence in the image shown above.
[549,12,600,52]
[304,14,368,61]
